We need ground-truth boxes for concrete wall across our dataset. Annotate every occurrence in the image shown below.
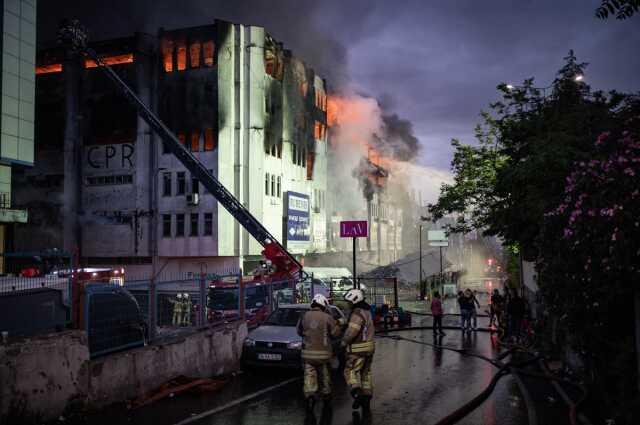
[0,321,247,422]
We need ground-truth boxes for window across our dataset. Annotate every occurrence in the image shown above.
[162,39,174,72]
[176,214,185,237]
[277,144,282,158]
[204,128,216,151]
[177,172,186,195]
[162,141,170,154]
[302,148,307,167]
[265,173,270,195]
[177,132,186,146]
[192,177,199,194]
[292,145,297,165]
[176,41,187,71]
[314,121,322,140]
[162,214,172,237]
[203,41,215,67]
[204,213,213,236]
[162,172,172,197]
[190,213,199,236]
[190,42,201,68]
[271,175,275,197]
[276,176,281,197]
[190,131,200,152]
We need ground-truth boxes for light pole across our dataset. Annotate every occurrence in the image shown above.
[418,215,430,300]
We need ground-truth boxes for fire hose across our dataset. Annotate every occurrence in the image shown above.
[376,326,589,425]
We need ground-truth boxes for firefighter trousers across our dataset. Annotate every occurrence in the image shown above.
[344,354,373,396]
[303,361,332,399]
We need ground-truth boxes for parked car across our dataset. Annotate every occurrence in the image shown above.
[242,303,347,369]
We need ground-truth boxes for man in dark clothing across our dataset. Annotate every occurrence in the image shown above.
[507,292,526,339]
[489,289,505,328]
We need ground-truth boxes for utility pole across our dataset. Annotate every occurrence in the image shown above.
[419,225,423,299]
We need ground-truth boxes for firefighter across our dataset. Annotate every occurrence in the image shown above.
[342,288,375,416]
[169,293,183,326]
[182,293,192,326]
[296,293,342,413]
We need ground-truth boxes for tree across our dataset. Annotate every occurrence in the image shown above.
[596,0,640,19]
[429,52,630,260]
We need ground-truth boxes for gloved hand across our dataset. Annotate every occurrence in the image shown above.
[338,318,347,326]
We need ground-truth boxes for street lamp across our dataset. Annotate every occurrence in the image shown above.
[574,74,584,82]
[418,215,431,300]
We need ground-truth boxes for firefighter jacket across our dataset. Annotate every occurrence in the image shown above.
[168,297,183,313]
[296,307,341,362]
[342,306,375,356]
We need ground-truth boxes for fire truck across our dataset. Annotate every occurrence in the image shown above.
[58,21,305,326]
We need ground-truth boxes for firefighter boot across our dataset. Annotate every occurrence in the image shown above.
[351,388,363,409]
[305,396,316,413]
[360,395,372,420]
[319,398,333,425]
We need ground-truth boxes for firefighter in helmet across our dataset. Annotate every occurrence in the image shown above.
[169,293,183,326]
[296,293,342,413]
[182,293,192,326]
[341,288,375,416]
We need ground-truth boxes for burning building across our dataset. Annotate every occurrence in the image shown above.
[13,19,330,275]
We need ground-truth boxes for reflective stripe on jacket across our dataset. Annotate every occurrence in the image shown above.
[297,307,341,361]
[342,307,375,356]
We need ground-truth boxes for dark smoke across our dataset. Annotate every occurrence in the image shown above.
[38,0,351,86]
[369,113,421,162]
[352,158,388,202]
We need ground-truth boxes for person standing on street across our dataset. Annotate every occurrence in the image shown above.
[431,291,446,336]
[489,289,504,328]
[457,290,465,329]
[342,288,375,418]
[296,293,342,414]
[471,290,481,330]
[460,289,475,332]
[507,291,526,341]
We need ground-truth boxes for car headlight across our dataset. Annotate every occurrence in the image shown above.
[287,341,303,349]
[244,338,256,347]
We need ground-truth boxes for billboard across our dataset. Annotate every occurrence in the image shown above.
[285,191,310,241]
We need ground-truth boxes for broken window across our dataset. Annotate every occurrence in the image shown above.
[277,144,282,158]
[271,175,275,197]
[177,132,186,146]
[162,214,172,237]
[306,151,315,180]
[190,42,201,68]
[204,213,213,236]
[191,131,200,152]
[302,148,307,167]
[162,172,172,196]
[277,176,281,197]
[190,213,199,236]
[265,173,270,195]
[203,41,214,67]
[162,39,174,72]
[176,41,187,71]
[204,128,216,151]
[177,172,186,195]
[292,145,297,165]
[176,214,185,237]
[192,176,199,194]
[314,121,322,140]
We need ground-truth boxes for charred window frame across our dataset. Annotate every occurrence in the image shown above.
[271,175,275,197]
[177,172,186,195]
[189,41,201,68]
[265,173,270,196]
[277,176,281,197]
[204,213,213,236]
[190,131,200,152]
[190,213,199,236]
[204,128,216,151]
[162,39,174,72]
[292,144,297,165]
[176,214,185,237]
[162,172,172,197]
[162,214,172,237]
[176,39,187,71]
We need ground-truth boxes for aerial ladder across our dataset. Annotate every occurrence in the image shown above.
[57,21,304,283]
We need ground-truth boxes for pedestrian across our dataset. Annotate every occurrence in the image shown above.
[457,290,465,329]
[489,289,504,328]
[506,291,526,341]
[342,288,375,418]
[459,289,474,332]
[431,291,446,336]
[470,290,481,330]
[296,294,342,414]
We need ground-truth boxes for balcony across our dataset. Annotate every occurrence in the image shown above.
[0,192,28,223]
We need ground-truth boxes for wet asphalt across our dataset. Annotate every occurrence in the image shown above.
[83,297,528,425]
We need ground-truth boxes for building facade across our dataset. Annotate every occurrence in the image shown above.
[0,0,35,272]
[14,20,329,275]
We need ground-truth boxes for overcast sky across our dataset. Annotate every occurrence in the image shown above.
[39,1,640,172]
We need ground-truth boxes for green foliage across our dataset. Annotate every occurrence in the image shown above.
[596,0,640,19]
[429,51,631,259]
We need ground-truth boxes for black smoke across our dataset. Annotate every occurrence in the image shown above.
[371,113,421,162]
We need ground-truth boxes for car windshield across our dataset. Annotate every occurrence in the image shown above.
[263,308,306,326]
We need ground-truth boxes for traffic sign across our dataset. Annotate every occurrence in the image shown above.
[340,220,368,238]
[429,241,449,247]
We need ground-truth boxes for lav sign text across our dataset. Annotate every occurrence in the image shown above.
[340,220,368,238]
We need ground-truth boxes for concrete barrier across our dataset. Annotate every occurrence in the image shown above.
[0,321,247,422]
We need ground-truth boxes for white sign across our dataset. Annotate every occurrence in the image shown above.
[429,241,449,247]
[428,230,447,241]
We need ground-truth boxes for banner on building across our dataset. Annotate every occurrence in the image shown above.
[285,191,310,241]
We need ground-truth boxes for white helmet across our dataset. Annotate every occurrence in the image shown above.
[344,288,364,304]
[184,293,189,299]
[177,293,183,299]
[311,293,329,309]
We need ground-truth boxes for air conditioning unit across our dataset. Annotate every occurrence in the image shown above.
[186,193,199,206]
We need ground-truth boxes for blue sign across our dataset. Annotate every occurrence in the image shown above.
[286,191,310,241]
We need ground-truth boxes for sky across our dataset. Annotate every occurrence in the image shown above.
[38,0,640,174]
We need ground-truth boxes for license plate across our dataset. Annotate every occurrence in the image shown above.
[258,353,282,361]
